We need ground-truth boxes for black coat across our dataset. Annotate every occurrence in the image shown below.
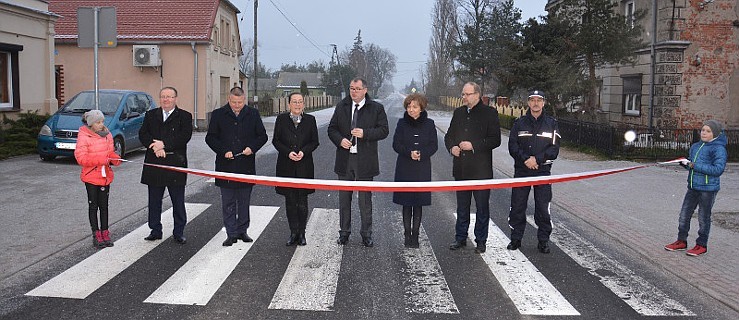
[272,112,319,195]
[205,104,268,189]
[508,110,560,176]
[139,106,193,187]
[392,111,438,206]
[443,100,501,180]
[327,94,389,178]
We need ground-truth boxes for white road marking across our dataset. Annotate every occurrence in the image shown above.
[393,214,458,314]
[462,213,580,315]
[527,216,695,316]
[144,206,279,305]
[26,203,211,299]
[268,208,343,311]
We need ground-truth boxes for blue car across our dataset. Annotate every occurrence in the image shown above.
[37,89,157,161]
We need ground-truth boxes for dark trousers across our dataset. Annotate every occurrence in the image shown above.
[147,185,187,238]
[454,189,491,243]
[85,183,110,231]
[221,186,253,237]
[338,154,373,238]
[509,173,553,241]
[284,190,309,233]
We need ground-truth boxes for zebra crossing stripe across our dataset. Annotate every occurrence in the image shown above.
[268,208,343,311]
[529,216,695,316]
[144,206,279,305]
[26,203,211,299]
[393,214,459,314]
[465,214,580,316]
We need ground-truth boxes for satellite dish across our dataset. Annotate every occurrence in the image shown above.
[135,47,150,65]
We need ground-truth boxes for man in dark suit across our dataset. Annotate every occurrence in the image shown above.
[327,78,389,247]
[139,86,193,244]
[206,87,268,247]
[444,82,501,254]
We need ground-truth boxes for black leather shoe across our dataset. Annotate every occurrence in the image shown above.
[337,235,349,245]
[239,233,253,242]
[173,235,187,244]
[538,240,551,254]
[475,241,486,253]
[449,240,467,250]
[286,233,298,246]
[297,233,307,246]
[222,237,238,246]
[144,234,162,241]
[507,239,521,250]
[362,237,374,247]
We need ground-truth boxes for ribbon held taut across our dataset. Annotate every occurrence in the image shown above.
[143,158,684,193]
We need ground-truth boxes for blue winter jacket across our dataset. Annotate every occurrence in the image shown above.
[684,132,727,192]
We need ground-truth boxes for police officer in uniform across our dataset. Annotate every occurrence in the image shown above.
[507,90,560,254]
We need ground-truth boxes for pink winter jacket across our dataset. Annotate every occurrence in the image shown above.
[74,125,122,186]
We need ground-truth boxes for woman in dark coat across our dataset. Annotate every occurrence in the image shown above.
[393,93,438,248]
[273,92,319,246]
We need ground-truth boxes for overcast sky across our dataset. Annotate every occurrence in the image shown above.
[233,0,548,88]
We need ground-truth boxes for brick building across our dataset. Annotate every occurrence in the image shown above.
[546,0,739,129]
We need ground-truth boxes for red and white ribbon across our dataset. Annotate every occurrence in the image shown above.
[144,158,685,193]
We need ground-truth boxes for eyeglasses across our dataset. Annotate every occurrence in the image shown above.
[160,95,176,99]
[349,87,366,92]
[461,92,477,97]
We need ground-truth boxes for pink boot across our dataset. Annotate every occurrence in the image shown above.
[101,230,114,247]
[93,230,105,248]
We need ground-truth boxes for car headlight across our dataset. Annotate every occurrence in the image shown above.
[39,125,52,137]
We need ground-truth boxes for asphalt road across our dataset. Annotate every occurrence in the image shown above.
[0,94,736,319]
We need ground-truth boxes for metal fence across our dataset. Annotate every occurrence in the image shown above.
[253,95,338,116]
[558,119,739,161]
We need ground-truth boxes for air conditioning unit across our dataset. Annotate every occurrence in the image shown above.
[132,45,162,67]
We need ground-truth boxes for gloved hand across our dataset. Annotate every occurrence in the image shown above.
[679,159,691,167]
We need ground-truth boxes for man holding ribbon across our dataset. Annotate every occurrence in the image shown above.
[507,90,560,254]
[327,77,389,247]
[206,87,268,247]
[445,82,501,254]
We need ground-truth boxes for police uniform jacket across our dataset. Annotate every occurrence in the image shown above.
[508,110,560,176]
[443,100,501,180]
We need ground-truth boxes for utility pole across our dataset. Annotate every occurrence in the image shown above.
[330,44,345,99]
[253,0,258,103]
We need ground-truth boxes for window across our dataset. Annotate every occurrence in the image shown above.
[624,1,635,28]
[622,75,642,115]
[0,52,10,108]
[0,43,22,110]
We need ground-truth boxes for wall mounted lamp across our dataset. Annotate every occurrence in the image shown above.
[692,54,701,67]
[699,0,715,10]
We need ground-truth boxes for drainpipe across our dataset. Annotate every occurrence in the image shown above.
[648,0,657,131]
[191,42,199,130]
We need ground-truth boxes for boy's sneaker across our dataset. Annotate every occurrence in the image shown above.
[664,240,687,251]
[686,245,707,256]
[101,230,114,247]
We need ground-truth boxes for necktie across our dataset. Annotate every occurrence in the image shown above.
[351,104,359,129]
[351,104,359,146]
[163,110,170,121]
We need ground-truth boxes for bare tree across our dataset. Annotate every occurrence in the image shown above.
[239,38,254,76]
[364,43,397,96]
[426,0,459,102]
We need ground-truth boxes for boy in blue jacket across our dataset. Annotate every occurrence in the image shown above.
[664,120,727,256]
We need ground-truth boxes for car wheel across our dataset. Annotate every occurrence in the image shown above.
[40,154,56,161]
[114,137,125,157]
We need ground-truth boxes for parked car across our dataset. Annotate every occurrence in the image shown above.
[37,89,156,161]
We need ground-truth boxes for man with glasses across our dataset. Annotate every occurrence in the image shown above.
[444,82,501,253]
[328,77,389,247]
[139,86,193,244]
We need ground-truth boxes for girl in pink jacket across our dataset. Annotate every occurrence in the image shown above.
[74,110,122,248]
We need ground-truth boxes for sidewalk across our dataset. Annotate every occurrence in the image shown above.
[428,110,739,312]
